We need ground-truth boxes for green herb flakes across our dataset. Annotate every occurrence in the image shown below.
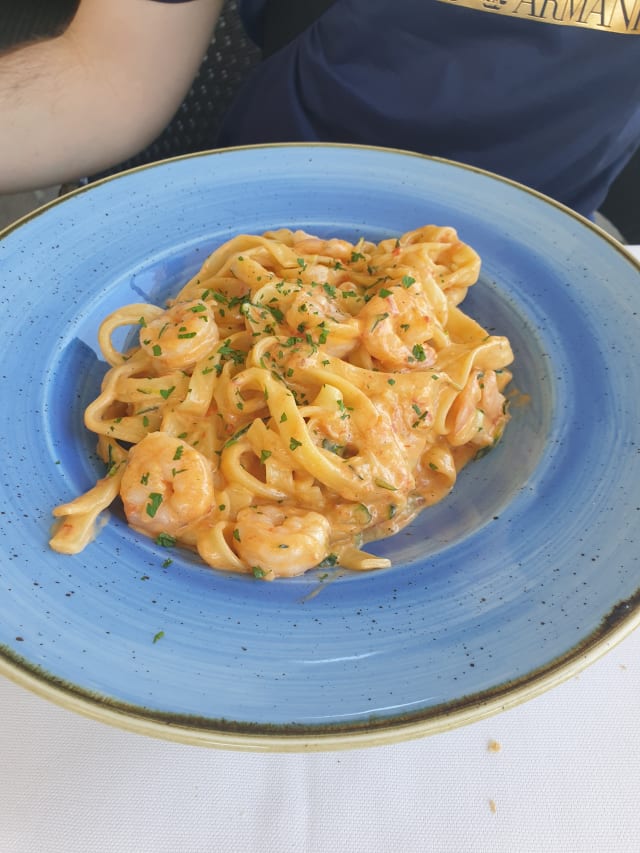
[145,492,163,518]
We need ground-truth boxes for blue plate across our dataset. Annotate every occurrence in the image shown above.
[1,144,639,750]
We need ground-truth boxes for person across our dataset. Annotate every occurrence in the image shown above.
[0,0,638,223]
[0,0,223,193]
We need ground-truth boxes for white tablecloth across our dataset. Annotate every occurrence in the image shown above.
[2,246,639,853]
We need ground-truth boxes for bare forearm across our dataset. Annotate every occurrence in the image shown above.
[0,0,223,193]
[0,34,128,191]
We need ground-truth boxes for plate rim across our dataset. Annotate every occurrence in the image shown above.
[1,587,639,751]
[1,142,639,751]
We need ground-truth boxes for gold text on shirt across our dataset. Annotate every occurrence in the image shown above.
[437,0,640,33]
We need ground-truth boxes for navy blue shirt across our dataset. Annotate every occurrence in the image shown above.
[157,0,640,218]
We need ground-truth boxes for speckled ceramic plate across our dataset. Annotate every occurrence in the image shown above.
[0,144,639,751]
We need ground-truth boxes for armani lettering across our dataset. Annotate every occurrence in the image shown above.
[442,0,640,30]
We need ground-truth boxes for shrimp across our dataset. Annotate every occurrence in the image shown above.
[233,505,332,578]
[358,283,436,370]
[447,369,509,447]
[120,432,215,538]
[140,299,219,370]
[285,286,359,357]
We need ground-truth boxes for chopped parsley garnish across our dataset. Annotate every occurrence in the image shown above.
[337,399,353,419]
[375,478,398,491]
[146,492,163,518]
[370,312,389,332]
[223,423,252,447]
[265,303,284,323]
[412,344,427,362]
[411,404,429,428]
[217,340,246,365]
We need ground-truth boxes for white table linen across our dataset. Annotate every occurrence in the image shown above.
[1,246,638,853]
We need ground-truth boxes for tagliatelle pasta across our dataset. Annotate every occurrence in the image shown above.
[50,225,514,579]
